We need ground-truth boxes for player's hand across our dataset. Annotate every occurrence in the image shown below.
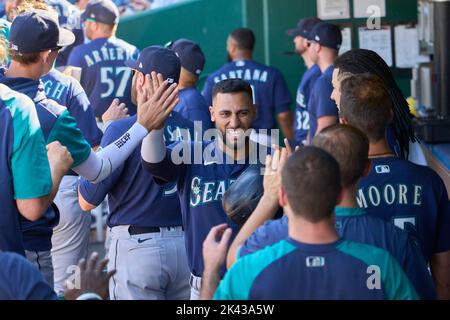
[203,224,233,273]
[46,141,73,176]
[102,98,129,123]
[64,252,116,300]
[136,73,179,131]
[262,146,288,205]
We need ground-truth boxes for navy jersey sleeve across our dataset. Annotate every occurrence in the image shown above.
[239,217,288,258]
[273,70,292,114]
[201,75,214,107]
[434,178,450,253]
[0,253,56,300]
[68,79,103,147]
[78,124,126,206]
[315,77,338,118]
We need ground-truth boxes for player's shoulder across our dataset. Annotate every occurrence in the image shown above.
[388,157,443,182]
[0,84,37,117]
[235,238,295,272]
[111,37,138,52]
[337,239,396,265]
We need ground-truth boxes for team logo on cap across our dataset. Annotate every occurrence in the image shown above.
[315,35,320,41]
[139,62,143,69]
[167,78,174,84]
[195,69,202,75]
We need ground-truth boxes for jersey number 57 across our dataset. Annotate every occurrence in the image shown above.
[100,67,133,98]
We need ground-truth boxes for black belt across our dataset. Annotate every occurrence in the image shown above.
[128,225,183,235]
[128,226,160,235]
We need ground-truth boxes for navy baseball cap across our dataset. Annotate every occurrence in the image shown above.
[167,39,205,76]
[9,10,75,54]
[82,0,119,25]
[287,17,322,38]
[125,46,181,84]
[307,22,342,51]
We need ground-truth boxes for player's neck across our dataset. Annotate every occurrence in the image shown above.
[302,54,314,69]
[90,32,114,41]
[369,139,395,158]
[232,52,252,62]
[317,53,336,72]
[338,184,359,208]
[288,214,339,245]
[6,62,42,81]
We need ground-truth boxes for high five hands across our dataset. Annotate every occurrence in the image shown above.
[136,71,179,132]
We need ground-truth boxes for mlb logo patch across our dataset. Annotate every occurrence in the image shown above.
[375,165,390,174]
[306,256,325,267]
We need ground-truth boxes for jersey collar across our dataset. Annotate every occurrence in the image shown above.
[335,207,366,217]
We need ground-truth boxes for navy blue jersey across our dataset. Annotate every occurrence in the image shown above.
[79,112,194,227]
[0,85,52,255]
[307,65,338,140]
[358,157,450,261]
[142,140,271,276]
[201,60,291,130]
[216,238,419,300]
[67,37,139,117]
[42,69,103,147]
[176,87,212,133]
[294,64,321,144]
[239,207,436,300]
[0,72,92,251]
[0,252,56,300]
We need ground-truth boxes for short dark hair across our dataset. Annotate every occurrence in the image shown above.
[312,124,369,187]
[229,28,255,51]
[8,49,40,65]
[339,73,392,143]
[212,78,253,101]
[282,146,341,222]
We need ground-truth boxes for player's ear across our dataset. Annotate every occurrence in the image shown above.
[339,116,348,124]
[137,72,145,86]
[279,186,287,208]
[336,187,344,205]
[362,159,372,177]
[209,105,215,122]
[388,108,394,122]
[251,104,257,117]
[40,50,51,63]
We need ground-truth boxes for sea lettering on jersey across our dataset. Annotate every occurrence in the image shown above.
[190,177,236,207]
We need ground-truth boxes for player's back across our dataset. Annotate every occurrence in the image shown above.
[0,252,56,300]
[0,85,51,255]
[68,37,139,117]
[240,207,436,299]
[216,238,419,300]
[41,69,103,147]
[0,86,27,255]
[357,157,450,261]
[202,59,291,130]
